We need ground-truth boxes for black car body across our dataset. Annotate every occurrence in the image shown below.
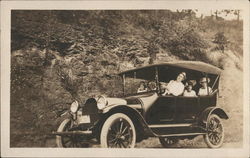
[53,61,228,148]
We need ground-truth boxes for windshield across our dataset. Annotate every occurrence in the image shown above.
[124,77,158,95]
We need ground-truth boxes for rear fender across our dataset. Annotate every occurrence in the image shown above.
[199,107,229,124]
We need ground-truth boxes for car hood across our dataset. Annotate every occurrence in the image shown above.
[101,96,142,113]
[100,92,157,110]
[105,97,127,106]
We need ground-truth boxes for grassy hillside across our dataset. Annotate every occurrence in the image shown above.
[10,10,243,147]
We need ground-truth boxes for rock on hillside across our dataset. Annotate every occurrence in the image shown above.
[10,10,243,147]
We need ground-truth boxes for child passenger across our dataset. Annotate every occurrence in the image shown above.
[183,81,197,97]
[137,81,148,93]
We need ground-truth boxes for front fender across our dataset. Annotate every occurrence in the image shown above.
[102,104,125,113]
[99,105,155,138]
[199,107,229,124]
[102,103,141,113]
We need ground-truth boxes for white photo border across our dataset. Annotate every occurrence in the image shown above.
[1,1,249,157]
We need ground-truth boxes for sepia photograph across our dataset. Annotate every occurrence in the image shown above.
[1,0,249,157]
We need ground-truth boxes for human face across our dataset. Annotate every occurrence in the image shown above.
[187,85,192,92]
[201,81,207,88]
[140,83,145,89]
[176,74,184,82]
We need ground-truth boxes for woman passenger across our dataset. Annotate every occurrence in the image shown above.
[162,72,186,96]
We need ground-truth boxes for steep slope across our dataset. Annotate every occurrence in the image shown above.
[10,10,243,147]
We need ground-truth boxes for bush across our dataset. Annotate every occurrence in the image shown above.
[213,32,228,53]
[10,10,243,147]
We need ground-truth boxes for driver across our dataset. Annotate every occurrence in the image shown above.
[162,72,186,96]
[147,81,157,91]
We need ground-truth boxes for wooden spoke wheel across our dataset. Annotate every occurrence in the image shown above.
[100,113,136,148]
[204,114,224,148]
[56,119,89,148]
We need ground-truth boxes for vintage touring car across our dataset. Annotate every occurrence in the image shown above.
[53,61,228,148]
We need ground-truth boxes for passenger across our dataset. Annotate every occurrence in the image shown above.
[147,81,157,91]
[137,81,148,93]
[183,81,197,97]
[162,72,186,96]
[198,77,212,96]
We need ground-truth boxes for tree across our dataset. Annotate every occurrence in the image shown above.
[234,10,240,21]
[222,9,241,21]
[148,37,159,64]
[213,32,228,53]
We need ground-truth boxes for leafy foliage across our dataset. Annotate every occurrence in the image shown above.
[10,10,243,147]
[213,32,228,53]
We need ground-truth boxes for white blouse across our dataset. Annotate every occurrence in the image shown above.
[183,90,197,97]
[198,87,212,96]
[165,80,184,96]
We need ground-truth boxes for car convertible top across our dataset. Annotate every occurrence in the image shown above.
[118,61,222,82]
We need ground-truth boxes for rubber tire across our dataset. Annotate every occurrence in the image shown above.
[159,137,178,148]
[204,114,224,148]
[100,113,136,148]
[56,118,71,147]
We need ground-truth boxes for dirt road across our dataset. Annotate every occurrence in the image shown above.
[45,136,242,148]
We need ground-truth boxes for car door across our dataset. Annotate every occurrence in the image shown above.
[198,93,217,113]
[145,95,176,124]
[175,96,199,123]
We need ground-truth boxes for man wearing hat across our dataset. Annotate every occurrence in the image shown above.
[162,72,186,96]
[198,77,212,96]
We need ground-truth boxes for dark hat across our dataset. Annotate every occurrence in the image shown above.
[187,81,194,86]
[200,77,210,84]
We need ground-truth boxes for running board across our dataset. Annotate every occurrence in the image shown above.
[51,130,92,136]
[149,123,193,128]
[157,132,206,137]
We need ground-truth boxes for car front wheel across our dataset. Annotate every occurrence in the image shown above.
[56,119,88,148]
[203,114,224,148]
[100,113,136,148]
[56,119,74,147]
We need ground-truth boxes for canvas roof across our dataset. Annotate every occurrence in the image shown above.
[118,61,222,76]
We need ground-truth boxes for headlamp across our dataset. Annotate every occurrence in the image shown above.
[96,95,108,109]
[70,101,79,113]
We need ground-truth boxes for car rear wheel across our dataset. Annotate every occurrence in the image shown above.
[203,114,224,148]
[159,137,178,147]
[100,113,136,148]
